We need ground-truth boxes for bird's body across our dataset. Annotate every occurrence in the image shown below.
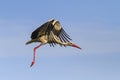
[26,19,81,67]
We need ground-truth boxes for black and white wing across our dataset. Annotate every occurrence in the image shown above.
[31,19,72,46]
[31,20,54,39]
[52,20,72,42]
[48,20,72,47]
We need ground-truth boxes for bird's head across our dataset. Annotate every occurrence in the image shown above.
[67,42,82,50]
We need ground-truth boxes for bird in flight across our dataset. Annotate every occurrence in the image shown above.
[26,18,82,67]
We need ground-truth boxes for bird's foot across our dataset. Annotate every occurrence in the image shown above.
[30,61,35,67]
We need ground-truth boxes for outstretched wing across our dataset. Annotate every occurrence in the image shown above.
[48,21,72,47]
[31,19,72,47]
[31,20,54,39]
[52,21,72,42]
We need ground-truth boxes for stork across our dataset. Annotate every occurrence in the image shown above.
[26,19,82,67]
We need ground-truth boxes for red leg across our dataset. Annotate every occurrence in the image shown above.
[30,44,43,67]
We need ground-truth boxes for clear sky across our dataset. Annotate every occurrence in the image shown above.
[0,0,120,80]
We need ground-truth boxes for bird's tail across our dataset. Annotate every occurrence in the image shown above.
[26,39,38,45]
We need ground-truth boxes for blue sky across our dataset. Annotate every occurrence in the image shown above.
[0,0,120,80]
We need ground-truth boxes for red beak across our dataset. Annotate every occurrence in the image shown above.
[72,44,82,49]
